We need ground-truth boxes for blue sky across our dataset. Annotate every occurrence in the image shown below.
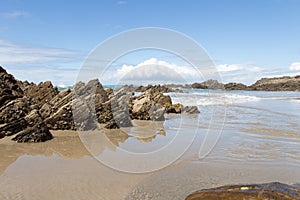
[0,0,300,85]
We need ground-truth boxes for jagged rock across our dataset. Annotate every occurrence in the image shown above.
[106,86,133,128]
[74,79,109,112]
[97,101,114,124]
[166,104,200,114]
[0,66,23,107]
[40,88,73,119]
[72,98,97,131]
[0,118,28,137]
[71,79,110,130]
[135,84,175,93]
[149,105,166,121]
[0,98,30,123]
[224,82,248,90]
[182,106,200,114]
[22,81,59,107]
[131,88,172,120]
[104,120,119,129]
[185,182,300,200]
[105,88,114,98]
[74,79,108,103]
[12,122,53,143]
[249,75,300,91]
[44,103,75,130]
[25,109,43,126]
[191,80,224,90]
[166,103,184,114]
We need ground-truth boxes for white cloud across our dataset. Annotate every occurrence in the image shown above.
[248,66,262,72]
[100,58,269,85]
[215,63,263,84]
[8,66,79,86]
[216,64,262,73]
[289,62,300,71]
[0,39,83,65]
[217,64,242,72]
[1,11,30,19]
[101,58,206,85]
[0,39,85,86]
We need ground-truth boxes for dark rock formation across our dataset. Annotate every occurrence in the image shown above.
[188,75,300,91]
[41,88,75,130]
[22,81,59,108]
[0,98,30,123]
[72,79,110,130]
[0,67,67,142]
[182,106,200,114]
[0,66,23,107]
[135,84,175,93]
[25,109,43,126]
[224,82,248,90]
[0,118,28,137]
[130,87,172,120]
[40,88,73,119]
[97,101,114,124]
[72,98,97,131]
[108,86,133,128]
[249,75,300,91]
[104,120,119,129]
[148,104,166,121]
[0,66,201,142]
[166,103,183,114]
[185,182,300,200]
[12,122,53,143]
[44,102,75,130]
[190,79,224,90]
[165,104,200,114]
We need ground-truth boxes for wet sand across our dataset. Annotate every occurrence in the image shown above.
[0,127,299,200]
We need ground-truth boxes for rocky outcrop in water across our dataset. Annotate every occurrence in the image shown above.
[130,87,172,121]
[190,79,224,90]
[224,82,248,90]
[181,106,200,114]
[188,75,300,91]
[185,182,300,200]
[135,84,179,93]
[248,76,300,91]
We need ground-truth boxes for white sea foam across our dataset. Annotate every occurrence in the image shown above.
[169,92,260,106]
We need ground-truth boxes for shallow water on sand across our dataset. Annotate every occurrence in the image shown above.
[0,90,299,199]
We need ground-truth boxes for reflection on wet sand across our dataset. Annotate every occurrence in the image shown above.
[130,120,166,143]
[0,120,168,175]
[0,121,169,200]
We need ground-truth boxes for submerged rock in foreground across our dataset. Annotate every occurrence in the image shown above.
[185,182,300,200]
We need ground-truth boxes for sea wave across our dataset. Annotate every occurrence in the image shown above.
[169,92,260,106]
